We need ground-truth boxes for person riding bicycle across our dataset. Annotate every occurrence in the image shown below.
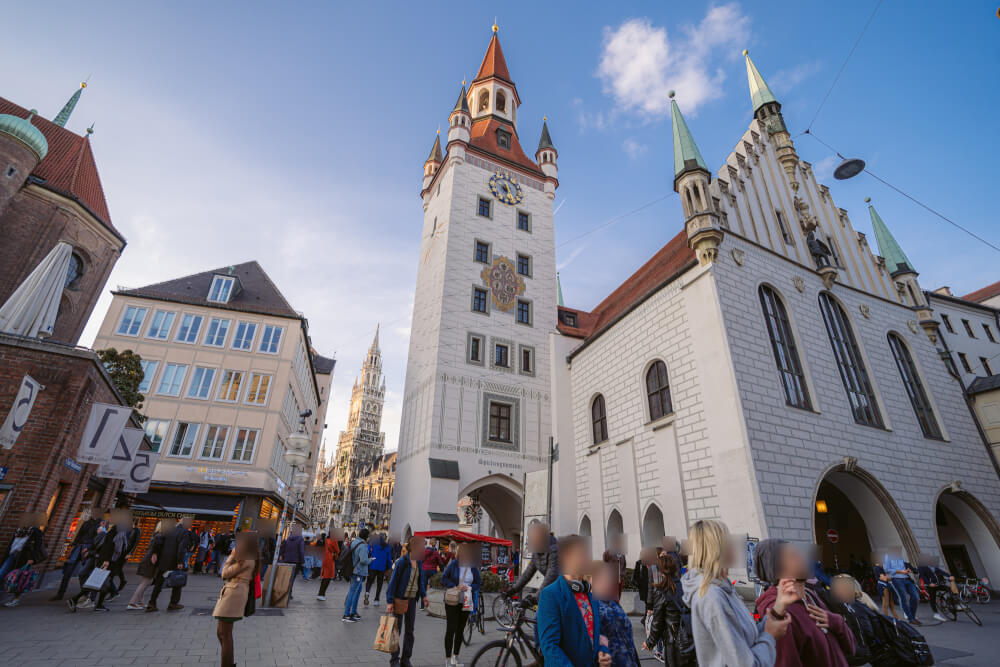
[917,554,956,622]
[506,522,560,603]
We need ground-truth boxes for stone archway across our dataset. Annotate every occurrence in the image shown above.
[459,474,523,541]
[642,503,666,547]
[935,487,1000,584]
[813,463,919,570]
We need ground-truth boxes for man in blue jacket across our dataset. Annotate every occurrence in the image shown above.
[537,534,611,667]
[386,536,428,667]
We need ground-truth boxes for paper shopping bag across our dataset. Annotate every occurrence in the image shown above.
[83,567,111,591]
[374,613,400,653]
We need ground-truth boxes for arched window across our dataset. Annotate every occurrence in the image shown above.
[645,360,672,420]
[579,515,592,537]
[888,333,942,439]
[818,292,883,427]
[478,90,489,113]
[64,252,83,289]
[496,90,507,113]
[591,394,608,444]
[759,286,811,409]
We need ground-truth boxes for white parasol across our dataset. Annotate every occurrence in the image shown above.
[0,241,73,339]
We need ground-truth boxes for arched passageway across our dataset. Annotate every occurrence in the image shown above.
[813,464,918,572]
[642,504,666,547]
[459,474,523,541]
[935,488,1000,584]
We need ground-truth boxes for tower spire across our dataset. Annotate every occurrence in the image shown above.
[669,92,708,187]
[537,117,554,152]
[426,133,442,163]
[53,82,87,128]
[557,272,565,307]
[370,323,380,352]
[867,198,915,276]
[453,82,470,114]
[743,50,777,114]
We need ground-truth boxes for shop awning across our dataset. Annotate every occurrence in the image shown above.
[414,529,512,547]
[132,490,240,520]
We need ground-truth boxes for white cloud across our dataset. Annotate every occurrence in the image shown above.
[622,138,648,159]
[597,4,751,118]
[769,61,823,94]
[813,154,838,182]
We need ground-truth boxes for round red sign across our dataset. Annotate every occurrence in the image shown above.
[826,529,839,544]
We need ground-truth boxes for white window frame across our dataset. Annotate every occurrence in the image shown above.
[156,363,188,396]
[138,359,159,393]
[232,321,257,351]
[216,370,245,403]
[259,325,284,355]
[117,305,148,337]
[143,418,170,453]
[174,313,204,344]
[203,317,231,347]
[208,275,236,303]
[245,372,273,407]
[167,421,200,458]
[230,427,260,464]
[198,424,230,461]
[186,366,217,400]
[145,309,176,340]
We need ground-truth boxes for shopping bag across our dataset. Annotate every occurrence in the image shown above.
[163,569,188,588]
[253,572,262,599]
[82,567,111,591]
[374,613,400,653]
[4,566,38,595]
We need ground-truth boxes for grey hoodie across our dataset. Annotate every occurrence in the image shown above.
[681,569,776,667]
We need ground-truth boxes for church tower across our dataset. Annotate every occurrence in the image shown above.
[331,327,387,528]
[391,26,558,540]
[670,92,721,266]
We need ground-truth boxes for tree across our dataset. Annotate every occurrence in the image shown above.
[96,347,145,423]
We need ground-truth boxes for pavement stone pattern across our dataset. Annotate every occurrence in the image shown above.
[0,568,997,666]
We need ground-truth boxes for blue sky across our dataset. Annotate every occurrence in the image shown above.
[2,2,998,453]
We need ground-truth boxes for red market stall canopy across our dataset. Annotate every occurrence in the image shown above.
[413,529,512,547]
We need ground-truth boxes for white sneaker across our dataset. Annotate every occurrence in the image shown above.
[77,597,94,609]
[4,598,19,607]
[933,613,946,622]
[316,595,326,601]
[127,603,144,610]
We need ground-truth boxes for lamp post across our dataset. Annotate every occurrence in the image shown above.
[264,409,311,607]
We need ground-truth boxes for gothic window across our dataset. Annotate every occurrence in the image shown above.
[818,292,883,427]
[475,240,490,263]
[645,360,673,420]
[591,395,608,444]
[478,90,489,113]
[64,252,83,289]
[488,401,512,443]
[759,286,811,410]
[496,91,507,113]
[888,333,942,439]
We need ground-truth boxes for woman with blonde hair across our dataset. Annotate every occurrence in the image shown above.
[680,520,794,667]
[213,532,259,667]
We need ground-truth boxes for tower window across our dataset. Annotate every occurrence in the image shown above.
[496,91,507,113]
[496,128,511,150]
[475,241,490,263]
[517,211,530,232]
[819,292,883,428]
[5,165,17,179]
[516,299,532,325]
[478,197,492,218]
[488,401,512,443]
[888,333,942,439]
[472,287,489,314]
[467,333,484,365]
[516,253,531,277]
[478,90,489,113]
[519,345,534,376]
[64,252,83,289]
[494,343,509,368]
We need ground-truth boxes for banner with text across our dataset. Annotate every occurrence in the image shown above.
[96,427,144,480]
[77,402,131,465]
[122,450,159,494]
[0,374,42,449]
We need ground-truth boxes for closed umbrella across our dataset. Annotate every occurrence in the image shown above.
[0,241,72,339]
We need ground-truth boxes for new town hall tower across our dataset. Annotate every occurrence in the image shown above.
[391,27,558,540]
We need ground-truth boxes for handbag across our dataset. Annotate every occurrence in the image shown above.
[83,567,111,592]
[392,598,410,614]
[254,572,262,599]
[374,613,400,653]
[4,565,38,595]
[445,586,463,606]
[164,569,188,588]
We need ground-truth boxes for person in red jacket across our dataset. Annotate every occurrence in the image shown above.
[754,539,855,667]
[420,539,443,609]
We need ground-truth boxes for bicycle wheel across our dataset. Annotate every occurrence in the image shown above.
[962,603,983,626]
[976,588,990,604]
[935,590,957,622]
[463,613,474,646]
[959,587,972,604]
[493,596,514,628]
[470,639,523,667]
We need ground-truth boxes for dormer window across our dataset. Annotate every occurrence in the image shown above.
[496,90,507,113]
[208,275,236,303]
[559,310,578,328]
[496,128,511,150]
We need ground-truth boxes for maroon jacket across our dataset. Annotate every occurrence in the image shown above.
[755,585,855,667]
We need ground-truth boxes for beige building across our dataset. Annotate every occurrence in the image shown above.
[93,261,334,535]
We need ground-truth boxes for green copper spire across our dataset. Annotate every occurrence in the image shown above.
[53,82,87,128]
[537,118,555,151]
[557,272,564,307]
[426,132,442,163]
[453,83,470,114]
[670,92,708,183]
[867,197,915,275]
[743,50,777,113]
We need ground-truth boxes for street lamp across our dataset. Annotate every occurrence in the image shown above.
[264,409,311,607]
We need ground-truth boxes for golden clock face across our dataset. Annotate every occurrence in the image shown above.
[489,172,524,206]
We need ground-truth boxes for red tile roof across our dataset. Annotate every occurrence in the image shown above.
[469,117,542,176]
[474,34,513,84]
[962,280,1000,304]
[558,231,697,345]
[0,97,115,237]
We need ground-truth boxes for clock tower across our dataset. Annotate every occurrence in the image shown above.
[391,26,558,540]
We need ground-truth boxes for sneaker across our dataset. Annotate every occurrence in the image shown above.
[145,604,158,613]
[77,597,93,609]
[93,605,110,612]
[167,603,184,611]
[351,613,362,621]
[316,595,326,601]
[364,593,370,606]
[342,615,357,623]
[66,599,77,613]
[4,598,20,607]
[127,603,144,610]
[933,613,946,622]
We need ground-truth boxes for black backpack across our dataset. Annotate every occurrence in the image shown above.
[337,540,362,580]
[874,614,934,666]
[839,602,878,666]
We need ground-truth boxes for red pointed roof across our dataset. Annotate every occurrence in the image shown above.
[474,33,513,85]
[468,117,541,175]
[0,96,117,238]
[962,280,1000,304]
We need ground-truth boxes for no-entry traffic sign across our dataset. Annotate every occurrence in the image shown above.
[826,529,839,544]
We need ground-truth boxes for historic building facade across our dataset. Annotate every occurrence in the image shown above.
[92,262,334,536]
[390,27,558,540]
[546,53,1000,584]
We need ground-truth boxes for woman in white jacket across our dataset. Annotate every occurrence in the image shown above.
[681,520,795,667]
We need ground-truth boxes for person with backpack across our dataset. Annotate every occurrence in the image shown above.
[830,574,886,667]
[754,539,855,667]
[644,550,695,667]
[341,527,371,622]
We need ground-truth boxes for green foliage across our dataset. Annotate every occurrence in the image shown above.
[481,570,505,593]
[96,347,145,423]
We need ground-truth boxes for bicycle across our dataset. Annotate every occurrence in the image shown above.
[470,600,542,667]
[933,585,982,626]
[959,578,991,605]
[464,602,487,646]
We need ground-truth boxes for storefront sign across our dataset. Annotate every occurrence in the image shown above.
[184,465,250,484]
[77,402,130,465]
[96,428,144,480]
[122,451,159,494]
[63,458,82,473]
[0,374,42,449]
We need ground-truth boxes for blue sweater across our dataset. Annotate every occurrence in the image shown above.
[369,542,392,572]
[537,577,604,667]
[440,560,482,613]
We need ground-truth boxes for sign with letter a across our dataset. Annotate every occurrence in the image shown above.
[0,375,42,449]
[122,450,159,494]
[77,402,131,465]
[96,428,144,480]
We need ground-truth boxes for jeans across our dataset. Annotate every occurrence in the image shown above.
[209,550,222,574]
[56,543,90,596]
[419,569,433,607]
[891,577,919,621]
[391,597,418,666]
[366,569,385,601]
[344,573,365,616]
[0,553,20,583]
